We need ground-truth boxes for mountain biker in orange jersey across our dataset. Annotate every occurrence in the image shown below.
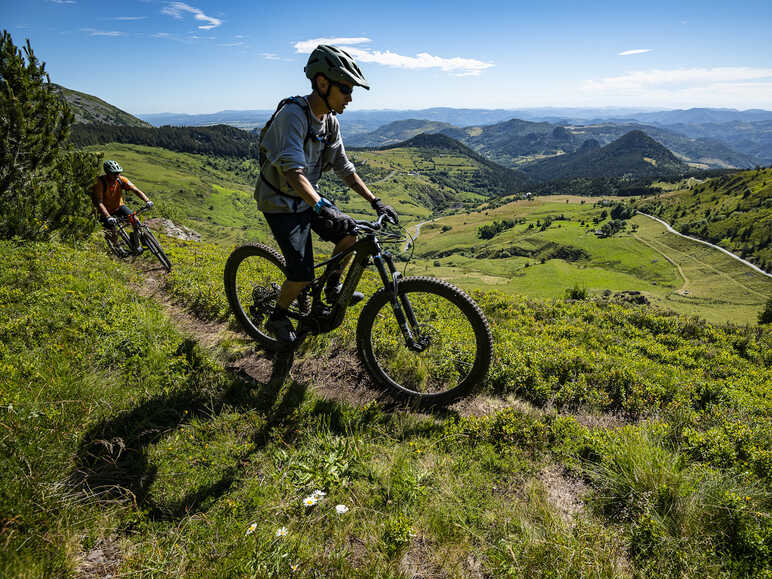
[92,160,153,253]
[256,44,399,343]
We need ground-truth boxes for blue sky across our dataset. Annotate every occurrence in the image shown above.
[5,0,772,114]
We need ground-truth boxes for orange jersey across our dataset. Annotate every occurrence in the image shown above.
[92,175,136,213]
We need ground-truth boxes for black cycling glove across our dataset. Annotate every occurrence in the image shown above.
[318,205,357,235]
[371,197,399,225]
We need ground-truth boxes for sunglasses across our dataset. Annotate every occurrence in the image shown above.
[330,80,353,96]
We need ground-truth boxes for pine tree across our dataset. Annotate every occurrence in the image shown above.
[0,30,99,241]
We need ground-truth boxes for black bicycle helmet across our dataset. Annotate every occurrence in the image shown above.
[304,45,370,90]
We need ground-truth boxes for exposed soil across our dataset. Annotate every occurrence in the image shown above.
[75,538,121,578]
[537,464,587,524]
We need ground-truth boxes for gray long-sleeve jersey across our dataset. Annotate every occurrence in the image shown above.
[255,96,356,213]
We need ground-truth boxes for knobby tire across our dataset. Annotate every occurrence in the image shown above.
[356,276,493,407]
[141,227,172,271]
[224,243,292,352]
[105,228,132,258]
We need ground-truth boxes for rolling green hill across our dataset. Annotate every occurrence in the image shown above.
[83,141,770,325]
[405,194,771,325]
[53,84,151,127]
[82,138,526,244]
[634,168,772,271]
[82,143,269,244]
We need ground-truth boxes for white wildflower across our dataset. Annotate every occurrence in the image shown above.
[245,522,257,535]
[303,495,318,507]
[275,526,288,537]
[335,504,349,514]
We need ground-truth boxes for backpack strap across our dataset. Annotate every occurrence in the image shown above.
[259,97,334,199]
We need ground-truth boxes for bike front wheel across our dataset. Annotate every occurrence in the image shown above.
[356,276,493,407]
[140,226,171,271]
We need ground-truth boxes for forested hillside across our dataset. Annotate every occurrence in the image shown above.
[72,123,260,158]
[634,168,772,271]
[523,131,690,182]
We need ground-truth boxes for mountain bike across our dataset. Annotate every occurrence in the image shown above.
[104,205,172,272]
[224,215,493,406]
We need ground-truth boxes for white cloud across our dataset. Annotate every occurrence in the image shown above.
[262,53,280,60]
[293,37,493,76]
[293,37,372,53]
[112,17,148,21]
[81,28,123,37]
[585,67,772,91]
[219,41,246,47]
[583,67,772,107]
[161,2,222,30]
[50,0,76,4]
[619,49,652,56]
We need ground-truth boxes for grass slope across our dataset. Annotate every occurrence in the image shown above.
[634,168,772,271]
[82,141,516,243]
[53,84,151,127]
[2,237,770,576]
[83,143,271,244]
[80,143,770,325]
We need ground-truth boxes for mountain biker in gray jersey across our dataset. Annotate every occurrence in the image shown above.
[256,44,399,343]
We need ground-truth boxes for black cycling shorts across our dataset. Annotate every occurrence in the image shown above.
[263,209,348,282]
[99,204,132,227]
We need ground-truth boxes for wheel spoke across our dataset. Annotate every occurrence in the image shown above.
[364,285,480,396]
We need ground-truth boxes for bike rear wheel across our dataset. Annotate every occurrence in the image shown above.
[356,276,493,407]
[104,228,132,258]
[224,243,306,351]
[140,226,172,271]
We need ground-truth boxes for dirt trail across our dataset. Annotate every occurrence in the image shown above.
[129,262,535,418]
[633,233,689,292]
[127,260,597,526]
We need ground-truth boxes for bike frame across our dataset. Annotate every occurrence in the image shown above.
[112,205,149,238]
[289,217,426,351]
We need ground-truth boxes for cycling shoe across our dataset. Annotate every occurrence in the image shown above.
[266,312,297,343]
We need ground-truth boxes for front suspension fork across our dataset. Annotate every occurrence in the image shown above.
[372,252,426,352]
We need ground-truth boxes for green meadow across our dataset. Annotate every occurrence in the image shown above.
[83,143,271,244]
[407,196,771,325]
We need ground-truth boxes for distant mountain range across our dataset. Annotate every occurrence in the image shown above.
[58,82,770,181]
[348,118,758,170]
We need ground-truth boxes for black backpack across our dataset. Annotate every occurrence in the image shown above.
[258,96,334,196]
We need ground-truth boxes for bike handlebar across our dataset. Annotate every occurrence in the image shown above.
[354,213,393,232]
[114,204,153,223]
